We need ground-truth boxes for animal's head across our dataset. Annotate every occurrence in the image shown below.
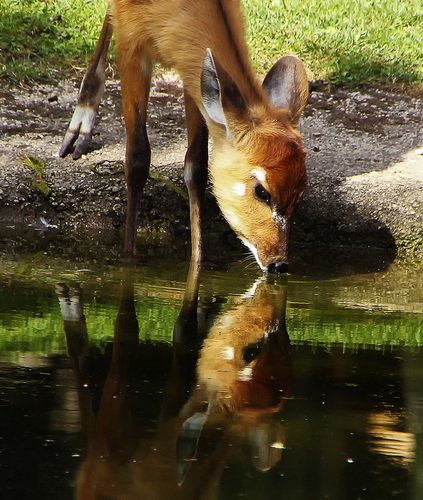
[201,51,308,273]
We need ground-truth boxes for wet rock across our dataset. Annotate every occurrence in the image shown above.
[0,76,421,259]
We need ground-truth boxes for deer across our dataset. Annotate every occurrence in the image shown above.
[59,1,309,274]
[57,260,291,498]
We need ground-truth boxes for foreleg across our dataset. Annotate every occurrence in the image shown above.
[183,91,209,268]
[120,50,153,256]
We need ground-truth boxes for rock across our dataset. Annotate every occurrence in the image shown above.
[0,76,421,260]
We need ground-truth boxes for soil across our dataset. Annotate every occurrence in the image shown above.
[0,74,422,260]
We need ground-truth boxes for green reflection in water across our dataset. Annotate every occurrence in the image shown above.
[0,252,421,354]
[0,248,422,500]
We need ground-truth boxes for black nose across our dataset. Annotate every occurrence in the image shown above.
[267,261,289,274]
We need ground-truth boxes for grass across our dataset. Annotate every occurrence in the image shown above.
[0,0,107,83]
[21,154,52,196]
[0,0,422,89]
[246,0,423,87]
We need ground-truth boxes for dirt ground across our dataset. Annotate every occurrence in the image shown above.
[0,73,422,259]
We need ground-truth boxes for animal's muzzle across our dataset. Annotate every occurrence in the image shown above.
[267,260,289,274]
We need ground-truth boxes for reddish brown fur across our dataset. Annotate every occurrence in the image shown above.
[252,139,307,215]
[112,0,260,105]
[196,279,290,414]
[236,114,307,213]
[210,109,307,266]
[109,0,309,269]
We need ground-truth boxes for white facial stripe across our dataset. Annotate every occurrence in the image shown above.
[242,276,265,299]
[241,238,265,271]
[251,167,266,183]
[233,182,246,196]
[222,346,235,360]
[238,366,253,382]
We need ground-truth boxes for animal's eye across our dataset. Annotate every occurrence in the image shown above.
[255,183,271,206]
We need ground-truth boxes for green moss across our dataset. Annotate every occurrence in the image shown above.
[149,170,189,204]
[396,237,423,261]
[21,155,51,197]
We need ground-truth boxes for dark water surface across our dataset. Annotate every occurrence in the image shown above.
[0,246,422,500]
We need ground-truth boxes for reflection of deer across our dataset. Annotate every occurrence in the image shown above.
[57,263,291,498]
[367,411,415,466]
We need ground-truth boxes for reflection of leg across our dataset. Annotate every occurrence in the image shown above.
[177,403,211,486]
[92,267,139,460]
[161,259,202,423]
[247,417,285,472]
[113,266,138,345]
[56,283,88,372]
[56,283,93,436]
[56,283,84,321]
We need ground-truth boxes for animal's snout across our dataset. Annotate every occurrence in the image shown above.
[267,261,289,274]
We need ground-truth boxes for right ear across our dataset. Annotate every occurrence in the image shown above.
[262,55,309,125]
[201,48,247,134]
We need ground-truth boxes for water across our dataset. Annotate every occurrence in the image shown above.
[0,245,422,500]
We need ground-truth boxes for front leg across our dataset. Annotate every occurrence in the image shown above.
[183,91,209,268]
[59,11,113,159]
[119,50,153,257]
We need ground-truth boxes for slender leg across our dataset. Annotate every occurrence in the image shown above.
[59,11,113,159]
[119,49,153,256]
[183,90,209,267]
[56,283,94,437]
[161,258,201,421]
[93,266,139,459]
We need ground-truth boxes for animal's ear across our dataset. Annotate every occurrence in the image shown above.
[262,55,309,125]
[201,48,247,133]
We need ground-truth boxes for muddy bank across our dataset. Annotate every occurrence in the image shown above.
[0,75,422,259]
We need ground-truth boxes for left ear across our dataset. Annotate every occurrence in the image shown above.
[201,48,247,135]
[262,55,309,125]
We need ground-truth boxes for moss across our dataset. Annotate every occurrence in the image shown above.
[20,154,51,196]
[396,236,423,261]
[149,169,189,204]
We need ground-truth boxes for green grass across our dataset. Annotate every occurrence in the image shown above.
[1,287,422,354]
[0,0,422,88]
[246,0,423,87]
[0,0,107,83]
